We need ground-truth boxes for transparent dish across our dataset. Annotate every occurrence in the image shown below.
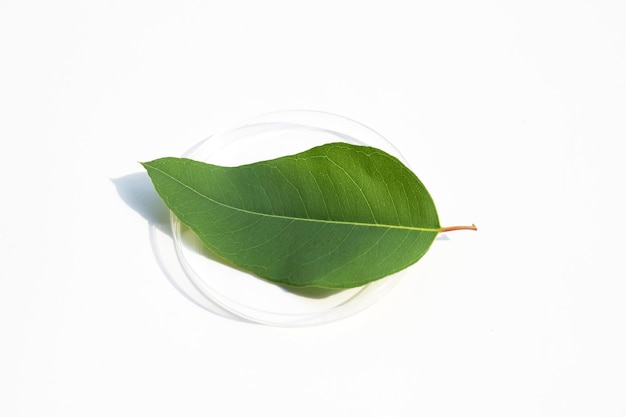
[152,110,411,326]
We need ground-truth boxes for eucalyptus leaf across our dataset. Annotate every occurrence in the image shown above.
[142,142,471,289]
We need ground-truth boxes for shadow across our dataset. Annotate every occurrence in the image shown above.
[111,172,171,228]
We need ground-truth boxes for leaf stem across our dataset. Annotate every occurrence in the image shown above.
[438,224,478,233]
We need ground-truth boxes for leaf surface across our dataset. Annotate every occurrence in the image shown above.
[142,142,441,288]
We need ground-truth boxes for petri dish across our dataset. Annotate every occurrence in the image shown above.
[153,110,411,326]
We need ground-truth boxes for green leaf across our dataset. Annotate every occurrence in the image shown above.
[142,142,448,289]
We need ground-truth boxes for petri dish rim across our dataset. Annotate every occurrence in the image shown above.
[167,110,409,326]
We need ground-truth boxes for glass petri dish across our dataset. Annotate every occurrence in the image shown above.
[154,110,411,326]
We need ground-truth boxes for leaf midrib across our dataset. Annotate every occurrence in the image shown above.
[147,162,441,234]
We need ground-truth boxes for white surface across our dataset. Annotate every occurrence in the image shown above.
[1,1,625,416]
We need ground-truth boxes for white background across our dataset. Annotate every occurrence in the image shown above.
[1,1,625,416]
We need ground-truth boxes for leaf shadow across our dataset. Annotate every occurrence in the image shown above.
[112,172,171,227]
